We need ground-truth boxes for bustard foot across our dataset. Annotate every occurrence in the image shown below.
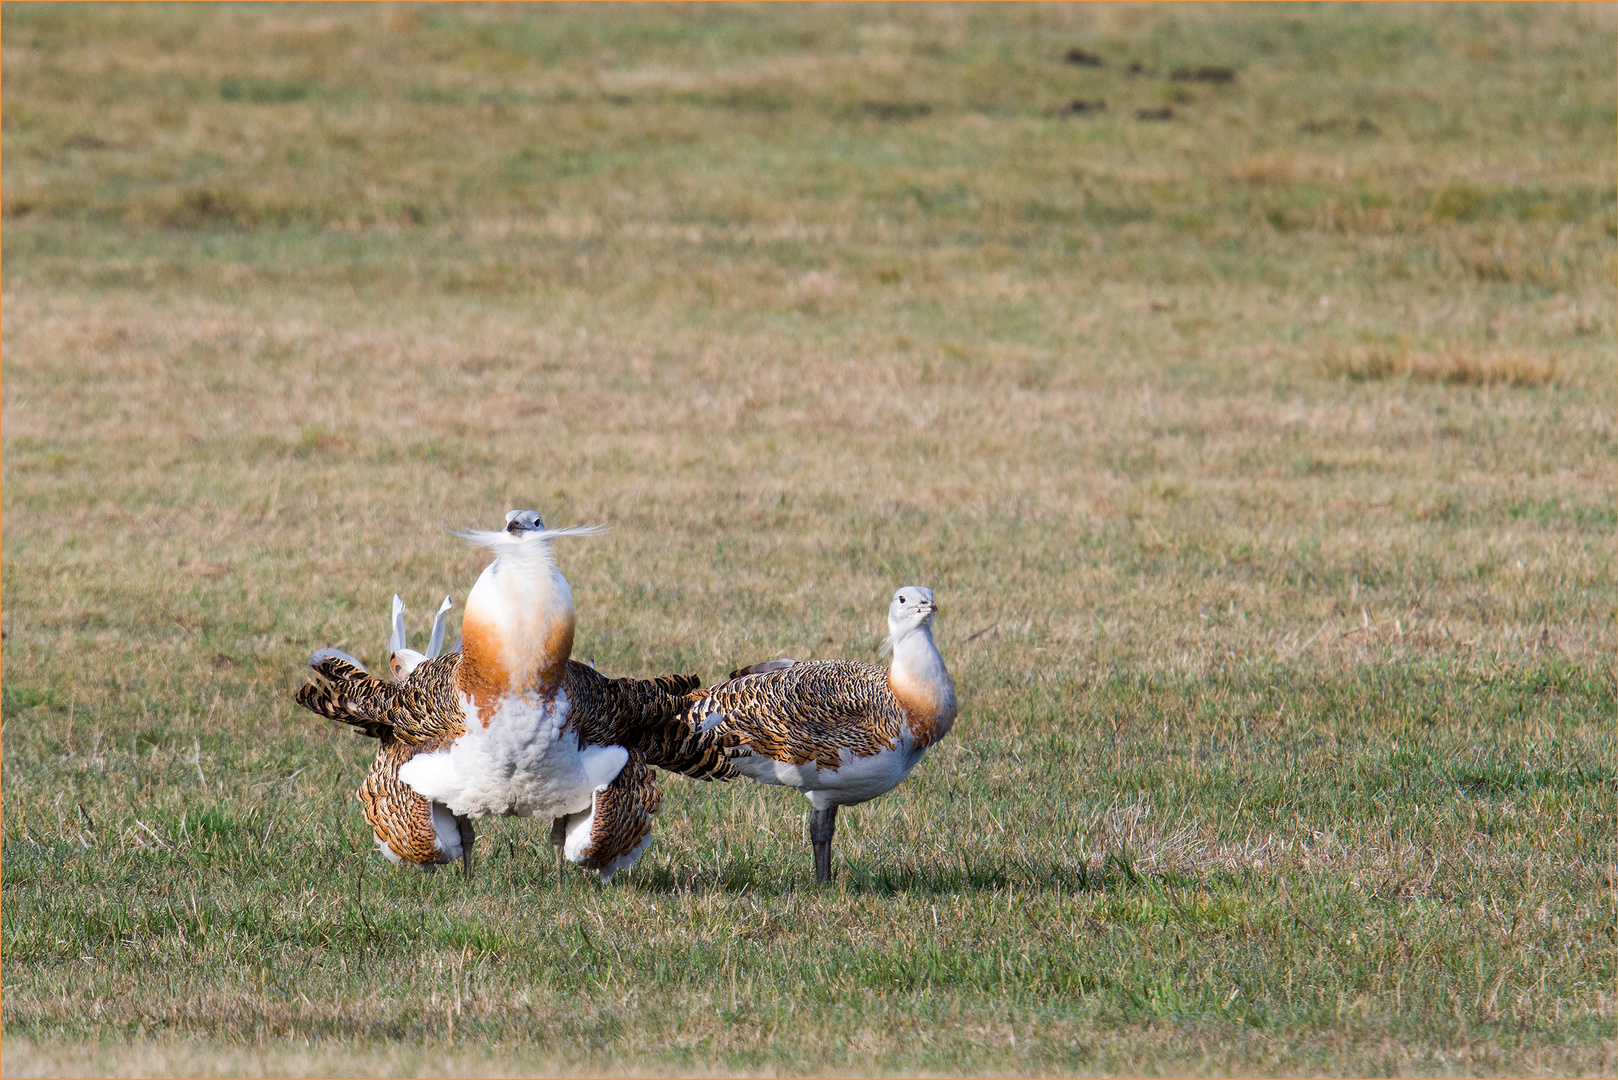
[550,816,567,887]
[456,815,476,878]
[809,805,838,884]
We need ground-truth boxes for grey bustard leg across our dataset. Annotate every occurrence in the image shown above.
[809,805,838,884]
[456,815,476,878]
[550,816,567,886]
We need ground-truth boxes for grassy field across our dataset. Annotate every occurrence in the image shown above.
[2,3,1614,1075]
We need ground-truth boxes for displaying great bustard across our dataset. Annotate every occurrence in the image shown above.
[298,648,716,879]
[294,510,731,881]
[686,587,957,882]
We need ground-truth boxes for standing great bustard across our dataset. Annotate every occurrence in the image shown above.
[685,587,957,883]
[294,510,733,880]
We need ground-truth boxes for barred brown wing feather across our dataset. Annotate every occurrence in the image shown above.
[690,660,903,768]
[653,673,704,696]
[563,661,734,781]
[358,741,445,863]
[292,652,464,746]
[294,682,394,739]
[571,750,663,874]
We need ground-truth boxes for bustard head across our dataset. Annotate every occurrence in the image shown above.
[455,509,605,551]
[884,586,938,649]
[505,509,546,535]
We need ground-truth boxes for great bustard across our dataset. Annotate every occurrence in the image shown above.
[298,649,719,879]
[294,510,732,880]
[685,587,957,882]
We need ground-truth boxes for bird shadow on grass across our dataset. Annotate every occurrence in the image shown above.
[623,850,1167,897]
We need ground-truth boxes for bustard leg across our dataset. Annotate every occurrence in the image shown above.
[456,815,476,878]
[550,816,567,887]
[809,805,839,884]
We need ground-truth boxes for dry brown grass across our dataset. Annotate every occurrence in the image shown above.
[1323,342,1563,387]
[5,1024,1614,1080]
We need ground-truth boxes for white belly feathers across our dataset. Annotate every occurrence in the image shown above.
[731,739,925,810]
[397,688,625,820]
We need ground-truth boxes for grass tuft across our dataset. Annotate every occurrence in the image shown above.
[1323,343,1562,387]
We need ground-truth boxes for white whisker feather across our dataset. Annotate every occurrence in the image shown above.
[450,522,608,551]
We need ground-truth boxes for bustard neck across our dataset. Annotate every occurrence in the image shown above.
[456,542,575,723]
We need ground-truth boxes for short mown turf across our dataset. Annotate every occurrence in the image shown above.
[3,3,1613,1075]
